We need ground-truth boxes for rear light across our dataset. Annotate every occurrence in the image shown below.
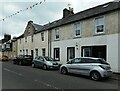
[99,65,111,70]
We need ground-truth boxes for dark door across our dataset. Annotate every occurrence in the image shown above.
[54,48,60,61]
[31,50,34,58]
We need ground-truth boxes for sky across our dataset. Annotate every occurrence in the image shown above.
[0,0,115,39]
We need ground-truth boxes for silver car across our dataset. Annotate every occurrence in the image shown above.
[32,56,60,70]
[60,57,112,81]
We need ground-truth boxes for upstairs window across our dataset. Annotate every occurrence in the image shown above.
[95,16,105,34]
[25,37,27,43]
[41,32,44,41]
[55,28,60,40]
[74,22,81,37]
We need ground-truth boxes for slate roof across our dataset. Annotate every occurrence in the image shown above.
[32,23,43,32]
[43,1,120,30]
[17,1,120,38]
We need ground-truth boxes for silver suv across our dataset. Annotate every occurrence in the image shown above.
[60,57,112,81]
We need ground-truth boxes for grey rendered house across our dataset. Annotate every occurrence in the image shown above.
[48,1,120,73]
[16,1,120,73]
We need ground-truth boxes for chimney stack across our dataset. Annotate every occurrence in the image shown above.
[63,8,74,18]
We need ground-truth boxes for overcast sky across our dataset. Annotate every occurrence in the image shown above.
[0,0,114,39]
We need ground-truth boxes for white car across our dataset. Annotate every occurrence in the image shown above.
[60,57,112,81]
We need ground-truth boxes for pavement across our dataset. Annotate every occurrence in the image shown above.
[110,73,120,81]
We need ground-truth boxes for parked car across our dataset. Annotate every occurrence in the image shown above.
[60,57,112,81]
[0,55,9,61]
[32,56,61,70]
[13,55,33,65]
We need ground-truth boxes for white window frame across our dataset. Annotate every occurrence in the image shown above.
[95,16,105,34]
[55,28,60,40]
[74,22,81,37]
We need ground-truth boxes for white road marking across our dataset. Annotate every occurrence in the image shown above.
[34,79,64,90]
[3,68,64,90]
[3,68,22,76]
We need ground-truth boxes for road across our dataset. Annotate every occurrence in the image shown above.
[1,61,119,91]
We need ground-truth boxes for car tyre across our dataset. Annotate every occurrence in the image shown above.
[90,71,101,81]
[43,65,47,70]
[61,67,68,75]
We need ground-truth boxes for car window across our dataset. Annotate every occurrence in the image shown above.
[44,57,55,61]
[72,58,81,64]
[24,55,32,58]
[39,57,44,62]
[35,56,38,60]
[85,58,95,63]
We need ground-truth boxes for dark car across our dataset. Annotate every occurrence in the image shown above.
[32,56,61,70]
[13,55,33,65]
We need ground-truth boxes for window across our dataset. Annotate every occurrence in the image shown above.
[42,48,46,56]
[72,58,81,64]
[35,49,38,57]
[23,50,25,55]
[82,47,91,57]
[31,35,34,42]
[67,47,75,61]
[20,50,22,54]
[55,28,60,40]
[74,22,81,37]
[25,37,27,42]
[26,49,28,55]
[41,32,44,41]
[54,48,60,61]
[95,16,105,34]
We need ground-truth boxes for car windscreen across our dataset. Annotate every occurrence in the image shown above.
[24,55,32,58]
[44,57,55,61]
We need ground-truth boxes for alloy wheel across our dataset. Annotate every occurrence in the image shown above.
[43,65,47,70]
[61,68,67,74]
[91,72,101,81]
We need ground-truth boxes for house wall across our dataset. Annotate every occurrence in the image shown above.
[51,11,119,72]
[51,11,119,42]
[34,31,49,57]
[51,34,119,72]
[17,30,49,58]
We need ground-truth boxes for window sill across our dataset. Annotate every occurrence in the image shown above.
[73,36,82,39]
[54,39,60,41]
[93,32,105,36]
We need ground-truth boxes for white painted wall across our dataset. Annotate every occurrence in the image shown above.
[51,34,119,72]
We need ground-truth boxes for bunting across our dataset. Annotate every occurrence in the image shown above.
[0,0,46,22]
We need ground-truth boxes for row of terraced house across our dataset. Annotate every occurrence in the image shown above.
[11,1,120,73]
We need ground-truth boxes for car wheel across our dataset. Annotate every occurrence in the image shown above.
[90,71,101,81]
[32,63,36,68]
[43,65,47,70]
[61,67,68,75]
